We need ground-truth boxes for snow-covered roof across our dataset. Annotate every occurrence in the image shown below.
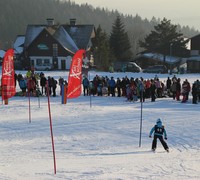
[0,50,5,58]
[53,26,78,54]
[24,25,45,48]
[186,56,200,61]
[63,24,95,49]
[142,53,181,64]
[13,35,25,54]
[24,24,95,53]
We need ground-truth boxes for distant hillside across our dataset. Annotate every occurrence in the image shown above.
[0,0,198,56]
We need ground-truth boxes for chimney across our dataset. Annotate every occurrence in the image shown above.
[70,18,76,26]
[46,18,54,26]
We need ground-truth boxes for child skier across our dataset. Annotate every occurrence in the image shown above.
[149,118,169,152]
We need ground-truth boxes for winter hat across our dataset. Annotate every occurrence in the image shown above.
[156,118,162,124]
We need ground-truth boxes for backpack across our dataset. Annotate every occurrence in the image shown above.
[19,79,27,89]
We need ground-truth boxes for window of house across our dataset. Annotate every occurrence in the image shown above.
[53,44,58,57]
[36,59,42,65]
[44,59,50,64]
[31,60,34,66]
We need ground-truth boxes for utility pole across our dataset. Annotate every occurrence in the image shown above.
[170,43,173,75]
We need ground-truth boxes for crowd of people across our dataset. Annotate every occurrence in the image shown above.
[8,69,200,105]
[82,74,200,104]
[14,69,65,97]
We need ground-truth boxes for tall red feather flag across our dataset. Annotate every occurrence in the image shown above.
[1,49,16,100]
[67,49,85,99]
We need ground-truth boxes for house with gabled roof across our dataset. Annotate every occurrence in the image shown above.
[21,18,95,70]
[186,34,200,73]
[134,37,191,73]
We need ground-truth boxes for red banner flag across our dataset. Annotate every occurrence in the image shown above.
[67,49,85,99]
[1,49,16,100]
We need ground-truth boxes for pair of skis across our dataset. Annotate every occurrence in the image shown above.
[152,149,169,153]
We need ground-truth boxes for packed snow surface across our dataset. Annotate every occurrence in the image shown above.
[0,70,200,179]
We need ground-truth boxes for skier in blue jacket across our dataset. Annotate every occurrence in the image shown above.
[149,118,169,152]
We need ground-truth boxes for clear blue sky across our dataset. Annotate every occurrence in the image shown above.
[70,0,200,31]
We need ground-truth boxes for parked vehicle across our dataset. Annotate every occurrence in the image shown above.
[114,61,142,72]
[143,65,168,74]
[34,63,54,71]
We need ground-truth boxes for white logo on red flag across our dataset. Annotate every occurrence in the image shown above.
[67,50,85,99]
[1,49,16,100]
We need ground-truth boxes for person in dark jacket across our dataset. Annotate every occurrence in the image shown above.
[19,77,27,96]
[171,80,177,100]
[166,77,172,96]
[47,76,53,96]
[116,77,122,97]
[184,79,191,101]
[176,78,181,101]
[40,74,47,95]
[150,79,157,102]
[192,81,198,104]
[149,118,169,152]
[181,80,188,103]
[138,78,145,102]
[58,77,64,95]
[51,77,57,97]
[82,76,89,96]
[108,77,116,97]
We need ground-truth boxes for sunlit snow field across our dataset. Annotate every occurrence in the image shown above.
[0,70,200,180]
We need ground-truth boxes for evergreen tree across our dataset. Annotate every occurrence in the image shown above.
[92,25,113,71]
[0,0,198,52]
[109,15,133,62]
[139,18,189,63]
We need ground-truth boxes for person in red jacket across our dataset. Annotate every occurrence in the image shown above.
[27,77,36,95]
